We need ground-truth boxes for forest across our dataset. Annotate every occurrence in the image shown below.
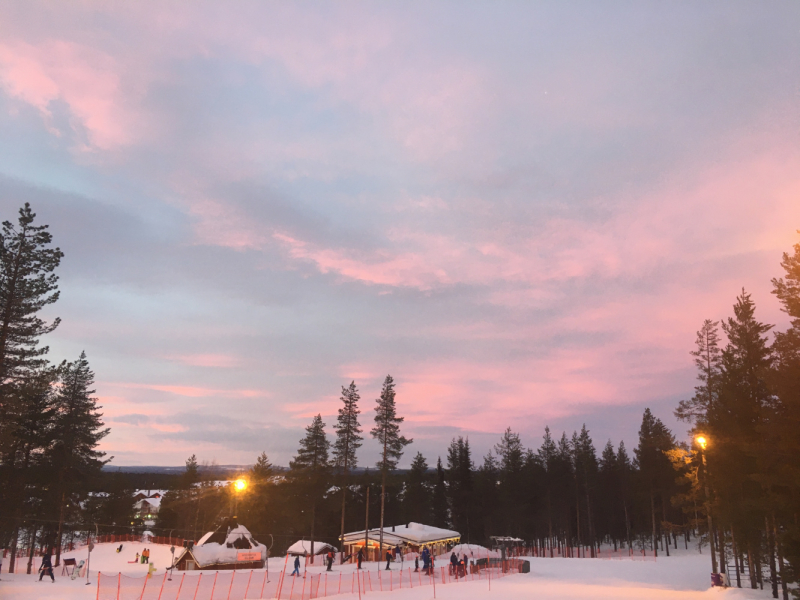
[1,203,799,600]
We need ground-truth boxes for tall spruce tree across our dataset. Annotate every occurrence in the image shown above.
[769,235,800,597]
[676,319,722,425]
[49,352,108,564]
[0,204,63,556]
[371,375,411,558]
[290,414,330,561]
[333,381,362,551]
[403,452,432,524]
[635,408,676,556]
[432,457,449,528]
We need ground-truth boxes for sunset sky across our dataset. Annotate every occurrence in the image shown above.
[0,2,798,467]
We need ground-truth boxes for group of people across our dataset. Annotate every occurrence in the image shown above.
[131,548,151,564]
[449,551,471,578]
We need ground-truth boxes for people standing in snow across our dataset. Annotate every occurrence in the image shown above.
[463,553,469,573]
[414,555,419,572]
[421,547,430,573]
[449,552,458,577]
[291,555,301,576]
[38,551,55,582]
[357,548,363,570]
[326,550,334,571]
[385,549,392,570]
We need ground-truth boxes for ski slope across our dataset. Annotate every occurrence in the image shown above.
[0,542,778,600]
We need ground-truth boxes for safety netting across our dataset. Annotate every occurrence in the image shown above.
[97,559,527,600]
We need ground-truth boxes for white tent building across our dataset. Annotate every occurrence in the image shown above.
[341,522,460,561]
[175,519,266,571]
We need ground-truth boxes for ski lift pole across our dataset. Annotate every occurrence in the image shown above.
[86,523,97,586]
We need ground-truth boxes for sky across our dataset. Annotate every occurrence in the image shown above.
[0,1,798,468]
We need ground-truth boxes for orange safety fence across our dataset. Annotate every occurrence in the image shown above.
[96,558,527,600]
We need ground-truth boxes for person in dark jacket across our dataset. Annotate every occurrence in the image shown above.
[414,555,419,572]
[38,552,55,582]
[326,550,334,571]
[385,550,392,570]
[291,555,301,576]
[449,552,458,577]
[357,548,363,570]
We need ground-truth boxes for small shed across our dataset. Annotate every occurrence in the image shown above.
[175,518,266,571]
[287,540,337,556]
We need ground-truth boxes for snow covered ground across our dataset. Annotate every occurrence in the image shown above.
[0,542,782,600]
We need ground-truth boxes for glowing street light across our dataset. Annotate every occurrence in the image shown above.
[232,477,249,517]
[694,434,717,577]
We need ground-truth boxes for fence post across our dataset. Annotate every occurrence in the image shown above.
[260,570,269,599]
[193,572,203,600]
[276,555,289,599]
[244,570,253,600]
[226,571,236,600]
[139,572,148,600]
[209,572,218,600]
[157,571,167,600]
[117,572,121,600]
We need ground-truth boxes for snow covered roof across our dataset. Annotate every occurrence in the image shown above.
[342,522,460,546]
[177,520,266,568]
[439,544,499,558]
[135,497,161,509]
[287,540,338,555]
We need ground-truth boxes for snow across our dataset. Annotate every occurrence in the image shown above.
[179,523,267,568]
[287,540,337,555]
[0,542,779,600]
[439,543,500,559]
[343,522,460,546]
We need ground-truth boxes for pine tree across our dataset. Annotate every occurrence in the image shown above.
[333,381,362,550]
[432,457,449,528]
[403,452,431,524]
[251,451,274,481]
[182,454,200,488]
[0,203,63,387]
[49,352,108,564]
[290,414,330,561]
[676,319,722,425]
[371,375,411,557]
[446,437,473,537]
[635,408,676,556]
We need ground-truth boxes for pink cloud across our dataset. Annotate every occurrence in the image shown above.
[166,353,241,368]
[0,40,136,149]
[109,382,263,399]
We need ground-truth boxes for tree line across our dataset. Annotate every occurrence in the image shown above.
[1,202,799,600]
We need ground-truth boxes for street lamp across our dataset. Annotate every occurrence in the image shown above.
[695,434,718,578]
[232,478,248,517]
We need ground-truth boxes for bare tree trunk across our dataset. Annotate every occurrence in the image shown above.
[650,490,657,557]
[774,518,788,600]
[379,469,386,564]
[55,491,66,567]
[8,525,18,573]
[731,528,741,588]
[364,486,370,562]
[766,516,778,598]
[25,527,36,575]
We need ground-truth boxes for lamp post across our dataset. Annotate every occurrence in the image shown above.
[696,435,718,576]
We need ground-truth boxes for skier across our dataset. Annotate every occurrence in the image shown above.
[291,555,301,577]
[326,550,334,571]
[357,548,363,570]
[38,551,55,582]
[449,552,458,577]
[385,549,392,570]
[421,547,430,573]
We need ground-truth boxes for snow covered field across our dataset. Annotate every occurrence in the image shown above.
[0,543,780,600]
